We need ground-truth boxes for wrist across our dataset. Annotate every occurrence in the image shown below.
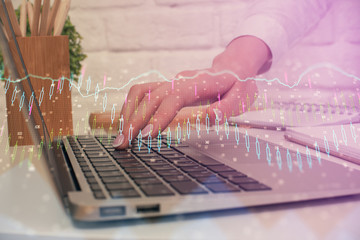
[213,35,272,77]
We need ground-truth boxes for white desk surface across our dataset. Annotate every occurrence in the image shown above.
[1,93,360,240]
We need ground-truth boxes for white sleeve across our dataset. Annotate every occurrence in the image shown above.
[237,0,334,62]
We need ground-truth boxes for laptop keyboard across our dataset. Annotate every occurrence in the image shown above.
[67,135,271,200]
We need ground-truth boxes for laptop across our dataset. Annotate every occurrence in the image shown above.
[3,4,360,223]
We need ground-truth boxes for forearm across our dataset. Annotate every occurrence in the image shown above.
[212,35,272,77]
[237,0,333,62]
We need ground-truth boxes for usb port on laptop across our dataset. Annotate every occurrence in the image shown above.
[136,204,160,214]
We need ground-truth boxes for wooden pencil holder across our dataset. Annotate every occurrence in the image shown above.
[5,36,73,146]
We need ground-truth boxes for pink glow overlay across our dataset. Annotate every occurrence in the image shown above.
[57,78,61,90]
[29,103,33,116]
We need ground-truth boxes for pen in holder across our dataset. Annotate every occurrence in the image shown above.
[5,36,73,146]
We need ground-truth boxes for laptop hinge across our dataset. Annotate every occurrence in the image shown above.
[50,139,81,199]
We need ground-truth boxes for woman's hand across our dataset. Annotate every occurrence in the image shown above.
[113,36,271,149]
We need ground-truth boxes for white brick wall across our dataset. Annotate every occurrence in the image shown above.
[13,0,250,87]
[104,7,215,51]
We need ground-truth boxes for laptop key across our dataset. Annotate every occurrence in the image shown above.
[94,166,118,172]
[111,152,133,159]
[156,169,181,176]
[167,158,188,163]
[88,157,112,162]
[181,165,206,173]
[195,157,224,166]
[90,183,102,191]
[110,189,140,198]
[102,141,113,146]
[139,156,165,162]
[116,159,139,165]
[196,176,226,184]
[128,172,155,179]
[156,147,175,152]
[83,145,102,150]
[144,160,168,166]
[132,149,151,155]
[93,191,106,199]
[85,147,103,152]
[162,174,190,182]
[219,171,247,179]
[85,149,106,154]
[150,165,175,171]
[105,183,134,190]
[134,153,159,158]
[134,178,162,185]
[161,155,185,160]
[105,148,115,153]
[172,160,198,167]
[79,162,88,167]
[102,176,128,183]
[101,139,114,144]
[160,152,183,158]
[84,172,94,178]
[124,167,149,173]
[207,165,235,173]
[170,181,208,195]
[238,183,271,191]
[86,177,98,184]
[103,141,115,146]
[103,144,116,149]
[140,184,174,196]
[169,143,189,148]
[75,153,86,158]
[98,171,122,177]
[92,162,114,167]
[78,141,97,145]
[72,149,82,154]
[87,152,108,158]
[81,166,92,172]
[229,177,257,185]
[205,183,240,193]
[157,147,177,152]
[188,170,215,178]
[120,162,144,168]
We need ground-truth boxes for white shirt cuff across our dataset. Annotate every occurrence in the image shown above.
[237,14,289,63]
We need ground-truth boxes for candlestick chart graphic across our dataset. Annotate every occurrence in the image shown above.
[1,62,360,171]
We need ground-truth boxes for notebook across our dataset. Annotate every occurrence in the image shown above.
[230,100,360,130]
[285,123,360,165]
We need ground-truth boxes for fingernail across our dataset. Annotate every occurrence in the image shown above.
[112,134,124,148]
[142,124,153,137]
[213,109,223,122]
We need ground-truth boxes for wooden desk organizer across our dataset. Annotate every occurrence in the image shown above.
[5,36,73,146]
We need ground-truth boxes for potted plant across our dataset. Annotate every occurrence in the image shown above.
[1,5,86,146]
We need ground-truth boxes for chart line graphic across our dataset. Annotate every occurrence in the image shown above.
[1,62,359,100]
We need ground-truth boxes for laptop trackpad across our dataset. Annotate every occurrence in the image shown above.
[186,137,269,165]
